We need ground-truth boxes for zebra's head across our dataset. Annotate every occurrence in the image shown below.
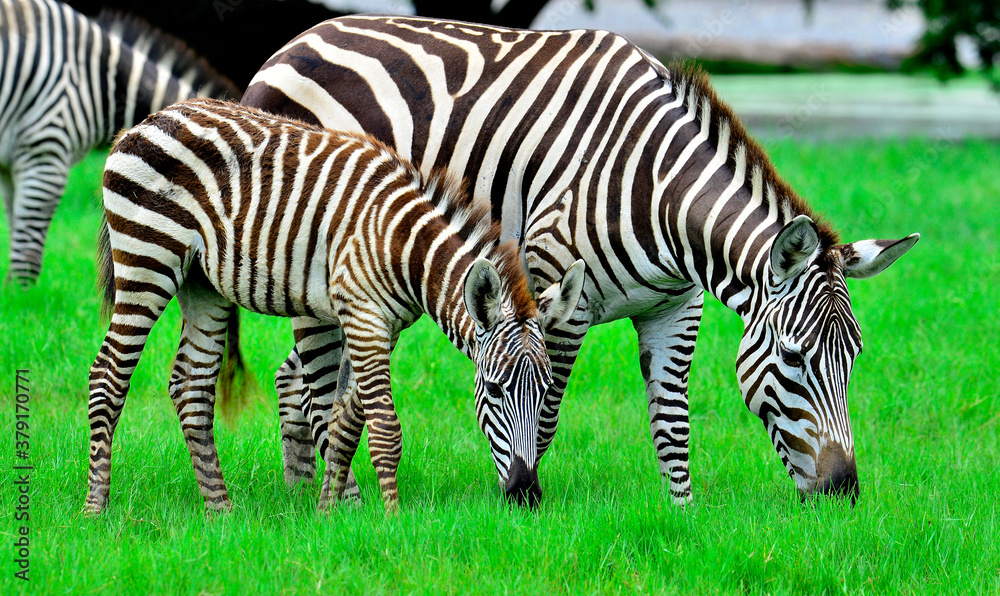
[464,258,586,507]
[737,215,918,502]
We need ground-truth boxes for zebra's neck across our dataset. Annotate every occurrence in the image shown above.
[648,66,839,320]
[95,11,236,140]
[411,237,479,357]
[398,175,531,358]
[423,242,533,360]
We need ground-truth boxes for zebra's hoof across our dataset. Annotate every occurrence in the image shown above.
[671,493,693,507]
[82,501,105,516]
[317,499,333,514]
[341,479,362,503]
[283,470,316,489]
[204,498,234,514]
[83,492,108,516]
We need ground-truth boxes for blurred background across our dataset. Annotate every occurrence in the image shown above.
[63,0,1000,140]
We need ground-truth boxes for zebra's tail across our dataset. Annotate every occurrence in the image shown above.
[217,309,261,425]
[97,214,115,321]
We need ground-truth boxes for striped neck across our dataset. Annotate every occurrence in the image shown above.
[649,66,840,320]
[95,11,237,139]
[387,174,534,357]
[414,236,484,357]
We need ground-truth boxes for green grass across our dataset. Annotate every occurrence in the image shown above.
[1,139,998,594]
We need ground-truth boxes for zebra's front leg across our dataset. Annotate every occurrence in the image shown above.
[325,316,402,512]
[317,353,364,510]
[1,166,14,233]
[6,153,69,286]
[171,282,237,513]
[282,317,360,498]
[632,293,704,505]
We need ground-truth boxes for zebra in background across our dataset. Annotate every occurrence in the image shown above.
[242,16,919,504]
[0,0,239,285]
[87,98,584,513]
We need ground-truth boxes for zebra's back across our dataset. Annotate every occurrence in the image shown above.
[243,16,666,269]
[104,99,438,322]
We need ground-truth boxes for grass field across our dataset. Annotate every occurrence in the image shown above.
[1,137,998,594]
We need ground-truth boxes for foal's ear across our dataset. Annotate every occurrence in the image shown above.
[770,215,820,282]
[837,234,920,279]
[464,258,502,331]
[537,260,586,331]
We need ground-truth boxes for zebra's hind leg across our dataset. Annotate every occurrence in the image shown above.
[86,275,177,515]
[171,275,237,513]
[289,317,360,499]
[275,349,316,487]
[0,166,14,233]
[6,152,69,286]
[631,292,704,506]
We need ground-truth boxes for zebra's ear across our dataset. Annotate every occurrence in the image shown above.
[465,258,503,331]
[537,260,586,331]
[770,215,820,282]
[838,234,920,279]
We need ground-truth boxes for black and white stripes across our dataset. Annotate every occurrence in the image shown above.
[86,98,584,513]
[243,15,919,503]
[0,0,237,285]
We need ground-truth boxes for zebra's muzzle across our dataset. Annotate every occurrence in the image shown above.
[504,456,541,508]
[810,442,859,505]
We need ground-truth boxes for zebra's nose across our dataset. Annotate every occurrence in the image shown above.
[814,442,859,504]
[504,456,541,508]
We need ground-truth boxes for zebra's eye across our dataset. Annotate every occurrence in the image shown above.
[484,381,504,400]
[780,347,805,369]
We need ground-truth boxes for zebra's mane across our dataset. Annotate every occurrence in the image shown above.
[95,10,241,99]
[423,169,538,320]
[668,61,840,249]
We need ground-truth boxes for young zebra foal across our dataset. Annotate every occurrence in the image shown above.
[86,99,585,514]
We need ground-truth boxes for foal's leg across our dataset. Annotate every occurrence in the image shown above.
[290,318,362,499]
[171,277,237,513]
[86,250,183,514]
[320,314,401,512]
[274,318,358,497]
[317,353,364,511]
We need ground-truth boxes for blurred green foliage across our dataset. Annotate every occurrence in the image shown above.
[887,1,1000,88]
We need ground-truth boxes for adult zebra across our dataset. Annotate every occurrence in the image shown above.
[87,98,585,513]
[242,16,919,504]
[0,0,239,285]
